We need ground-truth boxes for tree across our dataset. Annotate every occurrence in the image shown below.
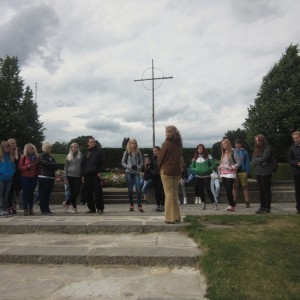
[122,137,130,149]
[223,128,251,153]
[51,141,68,154]
[0,56,45,149]
[243,44,300,161]
[68,136,101,153]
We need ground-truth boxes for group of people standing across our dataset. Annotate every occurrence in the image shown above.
[0,137,105,216]
[1,130,299,219]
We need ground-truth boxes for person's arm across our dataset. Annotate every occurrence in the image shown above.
[252,147,271,164]
[121,151,129,169]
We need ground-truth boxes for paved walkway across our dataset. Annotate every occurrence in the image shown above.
[0,202,297,300]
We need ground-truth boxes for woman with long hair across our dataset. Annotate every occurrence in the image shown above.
[158,125,183,224]
[7,138,21,213]
[191,144,217,210]
[121,138,144,212]
[0,141,16,214]
[18,144,39,216]
[63,143,82,213]
[219,139,241,212]
[252,134,273,214]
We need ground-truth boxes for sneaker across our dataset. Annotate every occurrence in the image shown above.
[265,208,271,214]
[255,208,265,214]
[96,209,103,214]
[63,201,69,212]
[155,205,161,212]
[213,202,218,210]
[246,202,250,208]
[138,206,144,213]
[129,205,134,212]
[69,208,78,214]
[202,203,206,210]
[225,205,235,212]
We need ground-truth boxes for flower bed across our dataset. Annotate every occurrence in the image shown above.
[55,170,127,187]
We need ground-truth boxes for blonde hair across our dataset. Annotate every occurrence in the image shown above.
[126,139,139,155]
[292,131,300,138]
[0,141,14,162]
[220,138,232,162]
[66,143,81,161]
[23,143,39,157]
[42,142,52,153]
[7,138,19,160]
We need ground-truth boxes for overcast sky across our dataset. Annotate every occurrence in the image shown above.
[1,0,299,148]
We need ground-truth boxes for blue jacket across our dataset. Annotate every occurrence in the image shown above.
[0,154,16,180]
[234,148,250,173]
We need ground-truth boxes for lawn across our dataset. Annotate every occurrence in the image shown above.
[185,215,300,300]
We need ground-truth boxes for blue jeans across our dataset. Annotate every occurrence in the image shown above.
[0,180,12,210]
[140,178,152,195]
[125,172,142,206]
[20,176,38,210]
[211,178,221,203]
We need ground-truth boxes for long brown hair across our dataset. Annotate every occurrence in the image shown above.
[254,134,268,156]
[166,125,183,148]
[193,144,209,160]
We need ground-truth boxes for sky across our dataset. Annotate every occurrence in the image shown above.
[0,0,299,148]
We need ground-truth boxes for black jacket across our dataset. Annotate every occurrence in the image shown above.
[39,153,57,178]
[288,144,300,175]
[80,147,104,176]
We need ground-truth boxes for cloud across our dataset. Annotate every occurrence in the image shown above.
[0,3,61,71]
[2,0,300,149]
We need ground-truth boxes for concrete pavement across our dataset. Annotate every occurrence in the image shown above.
[0,202,297,300]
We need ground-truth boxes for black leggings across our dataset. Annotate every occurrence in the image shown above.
[221,177,236,207]
[194,177,215,203]
[66,176,81,208]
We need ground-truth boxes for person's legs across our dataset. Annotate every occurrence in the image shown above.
[132,173,142,207]
[84,176,96,212]
[28,177,38,211]
[261,175,272,211]
[161,172,181,222]
[293,175,300,212]
[68,176,81,209]
[256,175,266,210]
[125,172,134,206]
[92,175,104,211]
[222,177,236,207]
[20,176,30,210]
[204,177,215,203]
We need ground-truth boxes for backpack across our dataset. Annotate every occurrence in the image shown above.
[271,149,278,172]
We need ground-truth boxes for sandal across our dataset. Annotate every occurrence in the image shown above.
[129,205,134,212]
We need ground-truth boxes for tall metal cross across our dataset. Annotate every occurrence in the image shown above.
[134,59,173,147]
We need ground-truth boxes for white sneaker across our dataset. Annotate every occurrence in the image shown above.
[63,201,69,212]
[194,197,199,204]
[183,197,187,205]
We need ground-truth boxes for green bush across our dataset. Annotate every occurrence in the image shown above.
[250,163,293,180]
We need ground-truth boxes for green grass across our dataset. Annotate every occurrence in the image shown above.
[185,215,300,300]
[51,153,66,164]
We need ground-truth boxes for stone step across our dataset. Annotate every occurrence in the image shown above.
[0,231,200,267]
[0,216,185,234]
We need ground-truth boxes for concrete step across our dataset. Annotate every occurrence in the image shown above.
[0,231,200,267]
[0,216,185,234]
[49,180,295,205]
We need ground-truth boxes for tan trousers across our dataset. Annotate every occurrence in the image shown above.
[161,171,181,222]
